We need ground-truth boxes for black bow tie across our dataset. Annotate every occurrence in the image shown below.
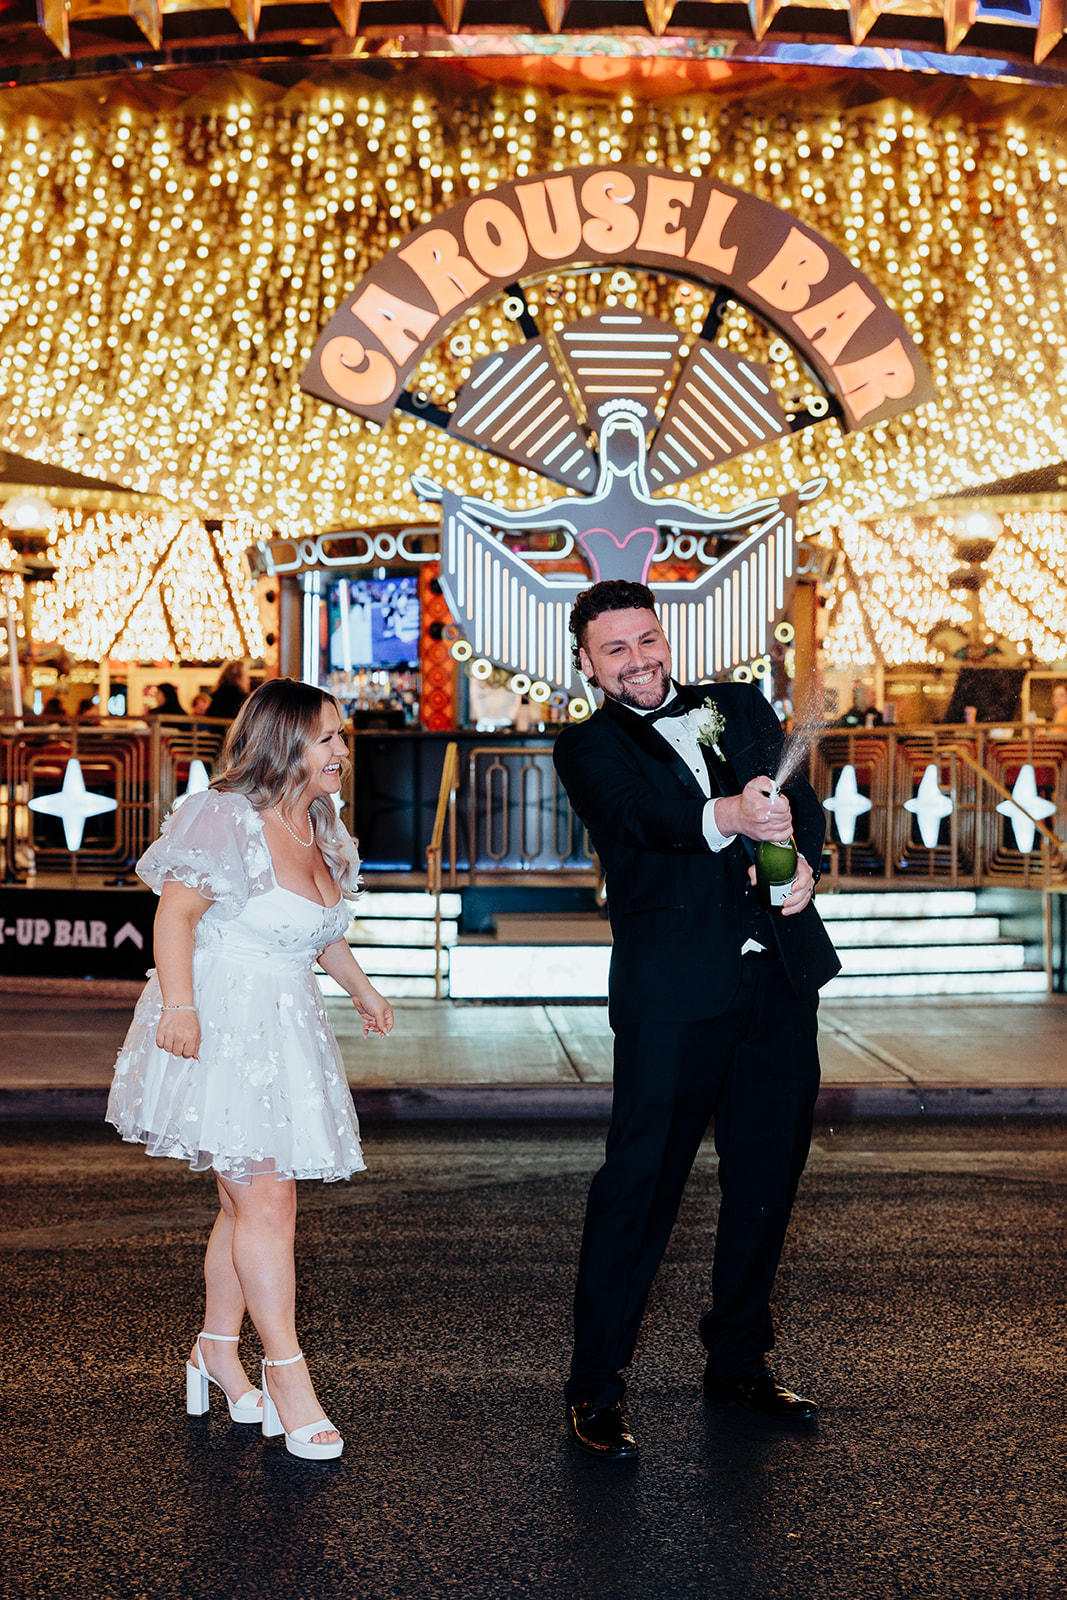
[648,694,689,722]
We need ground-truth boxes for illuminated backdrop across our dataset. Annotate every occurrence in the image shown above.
[1,62,1066,665]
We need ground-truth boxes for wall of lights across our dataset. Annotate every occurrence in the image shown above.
[1,69,1066,667]
[0,510,263,663]
[821,507,1067,669]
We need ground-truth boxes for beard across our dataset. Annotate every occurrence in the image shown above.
[611,664,671,710]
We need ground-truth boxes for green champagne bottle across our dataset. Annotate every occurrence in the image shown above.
[754,836,798,911]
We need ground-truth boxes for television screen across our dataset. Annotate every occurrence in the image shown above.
[327,576,420,670]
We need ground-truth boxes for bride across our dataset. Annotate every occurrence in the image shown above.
[107,678,393,1460]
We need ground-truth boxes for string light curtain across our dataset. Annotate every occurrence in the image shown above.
[1,68,1066,664]
[822,509,1067,669]
[0,510,262,661]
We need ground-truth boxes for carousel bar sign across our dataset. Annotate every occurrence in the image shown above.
[302,163,935,432]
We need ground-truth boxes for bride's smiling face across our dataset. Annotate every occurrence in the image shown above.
[302,704,348,799]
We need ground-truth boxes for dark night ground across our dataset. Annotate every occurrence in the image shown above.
[3,1119,1067,1600]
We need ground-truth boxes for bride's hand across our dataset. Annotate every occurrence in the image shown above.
[156,1009,201,1059]
[353,987,394,1039]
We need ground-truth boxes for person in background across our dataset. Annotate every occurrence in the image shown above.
[1051,683,1067,726]
[191,691,212,717]
[107,678,393,1462]
[145,682,185,716]
[207,661,251,720]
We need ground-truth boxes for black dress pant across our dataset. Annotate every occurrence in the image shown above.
[564,958,821,1406]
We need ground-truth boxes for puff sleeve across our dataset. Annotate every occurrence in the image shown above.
[136,789,273,918]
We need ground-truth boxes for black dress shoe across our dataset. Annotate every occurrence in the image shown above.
[568,1400,639,1460]
[703,1366,818,1423]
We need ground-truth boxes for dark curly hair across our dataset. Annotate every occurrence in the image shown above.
[569,580,658,674]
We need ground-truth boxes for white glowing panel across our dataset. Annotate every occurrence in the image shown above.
[817,891,978,919]
[995,764,1057,853]
[904,764,954,848]
[824,971,1047,999]
[648,346,789,487]
[351,892,462,919]
[560,313,682,415]
[419,466,819,688]
[331,947,442,977]
[318,974,437,1000]
[836,944,1025,975]
[346,920,458,949]
[27,758,118,850]
[827,916,1001,948]
[448,944,611,1000]
[449,338,596,490]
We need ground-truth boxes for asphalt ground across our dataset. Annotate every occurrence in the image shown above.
[4,1118,1067,1600]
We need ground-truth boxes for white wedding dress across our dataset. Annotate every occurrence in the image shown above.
[106,788,366,1184]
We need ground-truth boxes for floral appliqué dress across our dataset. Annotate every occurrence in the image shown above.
[106,788,366,1184]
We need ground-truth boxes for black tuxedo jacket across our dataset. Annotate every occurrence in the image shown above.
[553,680,841,1022]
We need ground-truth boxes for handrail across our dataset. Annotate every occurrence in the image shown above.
[950,745,1067,856]
[425,740,459,1000]
[947,745,1065,988]
[427,739,460,880]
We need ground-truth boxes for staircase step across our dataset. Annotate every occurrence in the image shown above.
[838,943,1027,976]
[319,973,439,1000]
[354,891,462,919]
[347,918,457,949]
[490,913,613,945]
[818,890,978,920]
[332,947,445,978]
[449,944,609,1000]
[488,910,1006,949]
[829,916,1002,948]
[329,884,1043,1003]
[825,970,1047,998]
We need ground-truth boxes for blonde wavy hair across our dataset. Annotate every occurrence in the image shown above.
[212,678,359,895]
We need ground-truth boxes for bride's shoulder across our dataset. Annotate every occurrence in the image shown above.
[163,787,261,835]
[201,788,261,821]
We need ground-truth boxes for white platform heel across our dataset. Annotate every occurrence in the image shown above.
[261,1351,343,1461]
[185,1332,263,1424]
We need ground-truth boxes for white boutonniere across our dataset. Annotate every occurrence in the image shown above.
[689,697,727,761]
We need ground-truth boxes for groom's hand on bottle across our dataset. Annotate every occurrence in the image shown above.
[746,852,815,915]
[717,775,793,842]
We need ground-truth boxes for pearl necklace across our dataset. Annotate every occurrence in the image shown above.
[272,804,314,848]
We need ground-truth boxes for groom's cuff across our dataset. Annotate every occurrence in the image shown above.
[703,798,737,852]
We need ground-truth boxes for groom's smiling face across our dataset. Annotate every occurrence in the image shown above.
[579,607,673,711]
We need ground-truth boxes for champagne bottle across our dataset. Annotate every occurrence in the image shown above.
[754,835,798,911]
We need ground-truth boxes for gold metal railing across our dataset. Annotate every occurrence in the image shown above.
[949,744,1067,992]
[464,743,594,878]
[808,725,1067,891]
[425,740,459,1001]
[0,716,229,886]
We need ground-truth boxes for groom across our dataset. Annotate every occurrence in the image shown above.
[553,579,840,1460]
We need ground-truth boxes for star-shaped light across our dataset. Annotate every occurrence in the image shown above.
[824,763,873,846]
[995,764,1057,853]
[172,759,211,808]
[904,763,954,849]
[27,758,118,850]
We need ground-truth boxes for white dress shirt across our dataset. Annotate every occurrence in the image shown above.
[631,700,737,852]
[634,697,767,953]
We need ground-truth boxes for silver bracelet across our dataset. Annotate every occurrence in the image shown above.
[161,1004,197,1011]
